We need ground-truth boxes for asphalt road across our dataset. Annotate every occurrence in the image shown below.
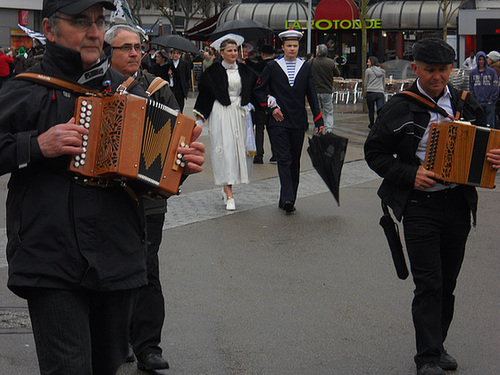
[0,100,499,375]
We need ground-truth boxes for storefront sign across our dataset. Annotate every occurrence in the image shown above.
[19,10,29,26]
[285,19,382,30]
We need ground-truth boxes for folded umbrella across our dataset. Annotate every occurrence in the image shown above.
[379,203,409,280]
[150,35,200,55]
[307,133,348,206]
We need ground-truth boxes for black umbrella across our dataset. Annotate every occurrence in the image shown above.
[379,203,409,280]
[209,19,272,42]
[307,133,348,206]
[150,35,200,55]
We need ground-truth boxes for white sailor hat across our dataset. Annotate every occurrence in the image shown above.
[278,29,303,41]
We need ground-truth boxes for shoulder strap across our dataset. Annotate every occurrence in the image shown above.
[14,72,101,96]
[454,90,470,121]
[145,77,169,97]
[397,90,455,121]
[116,76,138,94]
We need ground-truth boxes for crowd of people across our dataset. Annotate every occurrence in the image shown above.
[1,1,500,375]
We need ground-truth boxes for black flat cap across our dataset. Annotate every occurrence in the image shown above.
[412,38,455,65]
[42,0,116,19]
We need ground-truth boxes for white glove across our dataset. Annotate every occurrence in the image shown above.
[267,96,278,109]
[242,103,255,112]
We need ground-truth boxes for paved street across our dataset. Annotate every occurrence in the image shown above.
[0,99,499,375]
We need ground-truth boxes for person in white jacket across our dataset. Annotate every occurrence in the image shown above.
[364,56,386,128]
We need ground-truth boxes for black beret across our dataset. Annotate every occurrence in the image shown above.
[412,38,455,65]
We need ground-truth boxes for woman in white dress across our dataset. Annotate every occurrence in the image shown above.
[194,35,258,210]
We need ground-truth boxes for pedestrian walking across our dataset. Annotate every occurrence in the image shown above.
[0,47,14,88]
[254,29,324,213]
[310,43,340,134]
[194,34,258,211]
[364,56,385,128]
[364,37,497,375]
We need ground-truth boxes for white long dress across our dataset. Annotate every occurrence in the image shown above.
[207,63,253,186]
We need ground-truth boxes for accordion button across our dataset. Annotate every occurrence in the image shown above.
[180,141,186,147]
[85,123,90,129]
[180,162,185,168]
[88,104,92,110]
[82,147,87,153]
[177,153,182,159]
[80,160,85,165]
[74,161,80,168]
[80,119,85,124]
[86,117,91,122]
[81,107,86,112]
[80,113,86,118]
[176,159,181,165]
[82,100,87,106]
[75,155,80,161]
[83,135,89,140]
[83,141,88,147]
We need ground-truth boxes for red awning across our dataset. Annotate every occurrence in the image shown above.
[185,13,220,41]
[314,0,359,22]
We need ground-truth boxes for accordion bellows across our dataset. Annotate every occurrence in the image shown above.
[69,93,195,194]
[424,121,500,188]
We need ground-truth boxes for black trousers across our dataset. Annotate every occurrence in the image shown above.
[402,187,470,369]
[26,287,136,375]
[130,213,166,359]
[174,90,185,113]
[252,108,274,159]
[268,126,305,206]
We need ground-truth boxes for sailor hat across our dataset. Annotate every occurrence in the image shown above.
[278,30,303,42]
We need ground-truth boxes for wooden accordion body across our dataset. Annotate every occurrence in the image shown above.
[424,121,500,188]
[69,93,195,194]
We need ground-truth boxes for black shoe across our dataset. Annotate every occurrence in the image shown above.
[283,201,295,213]
[417,363,445,375]
[253,156,263,164]
[439,350,458,371]
[124,344,135,363]
[269,155,277,163]
[137,352,170,371]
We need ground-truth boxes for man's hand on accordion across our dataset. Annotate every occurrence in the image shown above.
[37,117,89,158]
[486,148,500,170]
[415,165,440,190]
[178,124,205,176]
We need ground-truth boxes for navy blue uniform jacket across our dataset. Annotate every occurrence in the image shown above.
[254,56,324,130]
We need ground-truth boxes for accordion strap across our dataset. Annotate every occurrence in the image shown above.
[145,77,168,97]
[397,90,471,121]
[14,72,101,96]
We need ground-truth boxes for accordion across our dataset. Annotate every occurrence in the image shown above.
[424,121,500,188]
[69,93,195,194]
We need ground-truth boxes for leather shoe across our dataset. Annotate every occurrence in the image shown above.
[124,344,135,363]
[253,156,263,164]
[283,201,295,213]
[439,350,458,371]
[417,363,445,375]
[137,352,170,371]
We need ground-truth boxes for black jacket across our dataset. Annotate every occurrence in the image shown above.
[0,42,148,297]
[364,81,485,221]
[254,56,324,130]
[193,61,257,120]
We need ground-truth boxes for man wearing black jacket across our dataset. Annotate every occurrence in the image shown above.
[254,30,324,213]
[0,1,204,374]
[364,38,491,375]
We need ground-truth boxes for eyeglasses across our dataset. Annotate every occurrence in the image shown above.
[55,15,110,31]
[112,44,142,53]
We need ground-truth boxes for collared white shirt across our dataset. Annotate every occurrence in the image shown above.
[415,80,456,191]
